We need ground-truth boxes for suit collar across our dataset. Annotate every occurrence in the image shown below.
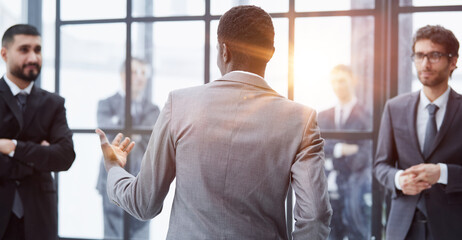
[0,77,24,129]
[216,71,274,91]
[22,85,44,130]
[427,89,461,161]
[406,91,424,160]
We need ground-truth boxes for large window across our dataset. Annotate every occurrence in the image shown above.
[13,0,459,239]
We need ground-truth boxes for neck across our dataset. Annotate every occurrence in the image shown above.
[6,72,31,90]
[224,62,266,78]
[423,82,449,102]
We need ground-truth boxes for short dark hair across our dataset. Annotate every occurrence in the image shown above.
[412,25,459,58]
[217,5,274,63]
[2,24,41,48]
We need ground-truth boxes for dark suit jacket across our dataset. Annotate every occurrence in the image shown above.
[318,104,371,178]
[0,77,75,240]
[374,89,462,240]
[318,103,372,238]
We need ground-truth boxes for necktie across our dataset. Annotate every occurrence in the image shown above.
[16,92,28,113]
[12,93,27,218]
[416,104,439,217]
[423,104,439,158]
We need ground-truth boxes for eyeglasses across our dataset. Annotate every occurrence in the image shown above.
[411,51,453,64]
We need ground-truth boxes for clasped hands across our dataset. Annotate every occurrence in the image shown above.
[399,163,440,195]
[95,129,135,172]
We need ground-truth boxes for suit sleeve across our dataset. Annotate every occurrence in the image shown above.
[373,102,400,195]
[291,110,332,240]
[13,97,75,172]
[106,93,175,221]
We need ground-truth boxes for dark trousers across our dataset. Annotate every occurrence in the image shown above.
[405,209,433,240]
[2,213,25,240]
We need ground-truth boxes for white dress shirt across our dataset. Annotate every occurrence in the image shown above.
[333,97,358,158]
[395,87,450,190]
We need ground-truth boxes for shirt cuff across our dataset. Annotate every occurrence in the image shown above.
[333,143,343,158]
[8,139,17,157]
[437,163,448,185]
[395,170,404,190]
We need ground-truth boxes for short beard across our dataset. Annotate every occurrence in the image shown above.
[11,63,41,82]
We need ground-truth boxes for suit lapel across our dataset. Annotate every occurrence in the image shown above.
[0,78,24,130]
[406,92,424,160]
[22,85,44,130]
[427,89,461,160]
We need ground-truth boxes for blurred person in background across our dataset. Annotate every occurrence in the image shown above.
[318,64,372,240]
[96,57,159,239]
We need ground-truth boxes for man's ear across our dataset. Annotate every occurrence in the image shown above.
[449,56,458,72]
[222,43,230,63]
[1,47,7,62]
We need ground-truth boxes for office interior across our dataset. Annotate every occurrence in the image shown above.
[1,0,461,239]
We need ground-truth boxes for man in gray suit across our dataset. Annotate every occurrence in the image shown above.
[96,5,332,239]
[374,25,461,240]
[96,57,160,239]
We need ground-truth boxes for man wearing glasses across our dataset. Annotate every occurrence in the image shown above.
[374,25,461,240]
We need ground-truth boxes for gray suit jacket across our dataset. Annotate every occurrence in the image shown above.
[107,72,332,239]
[374,89,462,240]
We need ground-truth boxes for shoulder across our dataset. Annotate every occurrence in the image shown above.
[35,87,65,105]
[387,91,416,105]
[318,107,334,119]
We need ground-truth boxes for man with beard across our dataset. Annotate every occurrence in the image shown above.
[0,24,75,239]
[374,25,461,240]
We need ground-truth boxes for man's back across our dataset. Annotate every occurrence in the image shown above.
[106,72,331,239]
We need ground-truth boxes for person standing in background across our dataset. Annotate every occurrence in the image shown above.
[96,57,160,239]
[374,25,461,240]
[318,64,372,240]
[0,24,75,240]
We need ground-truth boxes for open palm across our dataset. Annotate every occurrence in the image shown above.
[96,128,136,171]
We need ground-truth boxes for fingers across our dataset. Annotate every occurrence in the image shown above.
[112,133,124,146]
[125,142,135,154]
[95,128,109,145]
[119,137,131,151]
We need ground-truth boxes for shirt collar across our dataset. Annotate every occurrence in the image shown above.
[229,70,265,81]
[419,86,450,109]
[336,96,357,111]
[3,74,34,95]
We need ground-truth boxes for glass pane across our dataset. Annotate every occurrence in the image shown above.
[0,0,24,73]
[211,0,288,15]
[132,21,204,239]
[60,0,126,21]
[133,0,205,17]
[322,138,373,240]
[59,134,104,238]
[41,0,56,92]
[398,12,462,94]
[296,0,374,12]
[294,16,374,131]
[60,23,126,129]
[132,21,204,110]
[210,18,288,97]
[400,0,462,7]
